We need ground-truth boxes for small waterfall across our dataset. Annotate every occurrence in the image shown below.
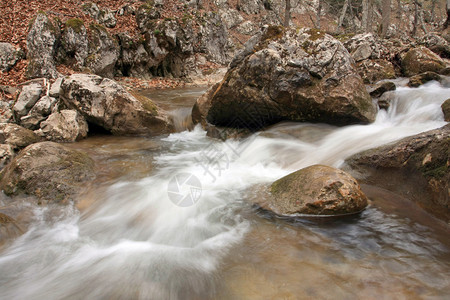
[169,108,194,132]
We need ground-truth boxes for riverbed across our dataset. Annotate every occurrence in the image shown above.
[0,81,449,299]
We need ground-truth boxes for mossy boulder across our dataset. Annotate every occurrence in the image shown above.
[345,124,450,222]
[60,74,173,135]
[193,26,376,129]
[401,47,446,77]
[0,141,95,204]
[255,165,368,216]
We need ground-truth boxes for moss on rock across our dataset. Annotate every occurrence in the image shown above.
[65,18,85,34]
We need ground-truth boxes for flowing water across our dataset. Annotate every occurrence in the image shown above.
[0,81,449,299]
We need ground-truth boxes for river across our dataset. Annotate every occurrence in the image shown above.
[0,81,449,299]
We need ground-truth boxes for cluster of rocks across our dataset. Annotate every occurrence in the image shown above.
[1,74,172,142]
[15,1,239,81]
[193,27,450,132]
[0,73,173,208]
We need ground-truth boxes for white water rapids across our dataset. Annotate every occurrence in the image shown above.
[0,80,449,299]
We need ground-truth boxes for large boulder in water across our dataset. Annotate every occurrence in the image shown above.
[60,74,173,135]
[256,165,368,216]
[192,26,376,129]
[0,141,95,204]
[345,124,450,222]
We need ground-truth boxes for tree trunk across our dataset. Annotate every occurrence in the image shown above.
[368,0,374,32]
[338,0,350,28]
[317,0,322,29]
[419,2,428,34]
[413,0,419,36]
[445,0,450,29]
[284,0,291,27]
[362,0,369,32]
[430,0,437,22]
[381,0,391,37]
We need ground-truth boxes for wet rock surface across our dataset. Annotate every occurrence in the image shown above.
[345,124,450,221]
[255,164,368,216]
[442,99,450,121]
[407,71,441,87]
[369,81,396,98]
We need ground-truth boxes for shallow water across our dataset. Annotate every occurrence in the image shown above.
[0,82,449,299]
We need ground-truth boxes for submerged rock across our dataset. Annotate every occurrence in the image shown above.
[345,124,450,221]
[377,91,396,110]
[0,141,95,204]
[0,212,23,248]
[256,165,368,216]
[60,74,173,135]
[193,26,376,129]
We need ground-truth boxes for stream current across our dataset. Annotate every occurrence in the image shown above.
[0,81,449,299]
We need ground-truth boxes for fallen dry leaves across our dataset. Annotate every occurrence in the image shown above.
[0,0,141,87]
